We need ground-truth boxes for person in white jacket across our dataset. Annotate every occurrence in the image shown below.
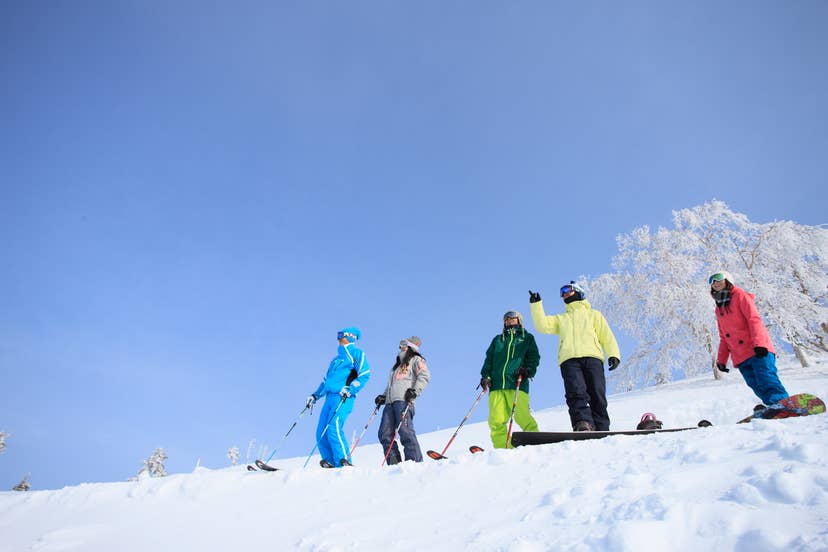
[375,336,431,464]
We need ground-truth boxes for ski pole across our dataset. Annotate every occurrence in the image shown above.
[349,403,381,458]
[505,373,524,449]
[433,387,487,458]
[381,402,412,467]
[262,405,310,465]
[303,397,347,468]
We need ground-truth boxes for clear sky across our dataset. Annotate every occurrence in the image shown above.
[1,2,826,489]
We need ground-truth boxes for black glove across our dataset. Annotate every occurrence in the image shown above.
[306,395,317,409]
[374,394,386,406]
[517,367,530,379]
[480,377,491,391]
[529,290,541,303]
[754,347,768,358]
[608,357,620,371]
[404,388,417,402]
[716,363,729,373]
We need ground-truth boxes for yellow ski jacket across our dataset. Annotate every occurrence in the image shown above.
[530,299,621,366]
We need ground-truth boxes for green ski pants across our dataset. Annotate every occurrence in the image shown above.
[488,389,538,448]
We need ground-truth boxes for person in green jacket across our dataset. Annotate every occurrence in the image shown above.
[480,310,541,448]
[529,282,621,432]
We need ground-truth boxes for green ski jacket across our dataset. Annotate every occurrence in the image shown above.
[481,327,540,393]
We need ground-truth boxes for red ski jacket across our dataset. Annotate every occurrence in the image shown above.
[715,285,775,367]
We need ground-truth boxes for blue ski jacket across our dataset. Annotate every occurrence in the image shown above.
[313,344,371,398]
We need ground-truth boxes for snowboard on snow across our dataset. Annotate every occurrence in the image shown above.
[511,423,708,447]
[737,392,825,424]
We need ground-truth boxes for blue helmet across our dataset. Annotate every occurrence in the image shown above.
[337,327,361,343]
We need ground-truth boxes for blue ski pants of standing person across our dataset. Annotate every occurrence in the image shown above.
[316,393,354,467]
[378,401,422,464]
[737,353,789,405]
[560,357,610,431]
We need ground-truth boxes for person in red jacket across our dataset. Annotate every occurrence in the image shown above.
[709,271,789,406]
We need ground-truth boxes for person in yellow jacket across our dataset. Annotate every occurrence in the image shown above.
[529,282,621,431]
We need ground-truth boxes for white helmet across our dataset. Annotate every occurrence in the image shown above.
[707,271,733,286]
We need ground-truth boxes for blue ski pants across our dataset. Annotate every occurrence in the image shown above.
[737,353,788,405]
[316,393,354,467]
[378,401,422,463]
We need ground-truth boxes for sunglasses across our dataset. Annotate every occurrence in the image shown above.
[560,285,575,297]
[337,331,357,341]
[708,273,726,285]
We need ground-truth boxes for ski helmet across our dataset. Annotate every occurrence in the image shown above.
[560,281,585,300]
[337,327,361,342]
[707,271,733,286]
[503,310,524,327]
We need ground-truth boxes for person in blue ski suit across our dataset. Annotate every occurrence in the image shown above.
[306,327,371,468]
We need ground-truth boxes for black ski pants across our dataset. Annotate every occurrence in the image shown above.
[560,357,610,431]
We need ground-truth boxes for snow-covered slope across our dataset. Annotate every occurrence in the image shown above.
[2,358,827,552]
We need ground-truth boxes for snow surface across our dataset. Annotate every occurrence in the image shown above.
[2,357,828,552]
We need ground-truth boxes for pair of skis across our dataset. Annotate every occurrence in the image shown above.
[427,445,484,460]
[247,459,278,472]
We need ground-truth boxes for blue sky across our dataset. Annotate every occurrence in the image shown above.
[1,2,826,489]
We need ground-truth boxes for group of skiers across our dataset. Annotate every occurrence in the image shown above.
[304,273,789,468]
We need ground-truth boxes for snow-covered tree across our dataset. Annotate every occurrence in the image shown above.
[13,474,30,491]
[146,448,168,477]
[227,446,240,466]
[583,201,828,389]
[0,431,8,454]
[130,448,169,481]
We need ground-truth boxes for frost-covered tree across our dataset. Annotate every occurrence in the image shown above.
[228,446,240,466]
[146,448,168,477]
[13,474,30,491]
[583,200,828,389]
[130,448,169,481]
[0,431,8,454]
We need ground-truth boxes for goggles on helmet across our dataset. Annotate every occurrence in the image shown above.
[503,311,520,320]
[337,331,357,341]
[708,272,727,285]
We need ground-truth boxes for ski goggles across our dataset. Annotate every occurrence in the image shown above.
[503,311,520,320]
[337,331,357,341]
[560,285,575,296]
[708,272,726,285]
